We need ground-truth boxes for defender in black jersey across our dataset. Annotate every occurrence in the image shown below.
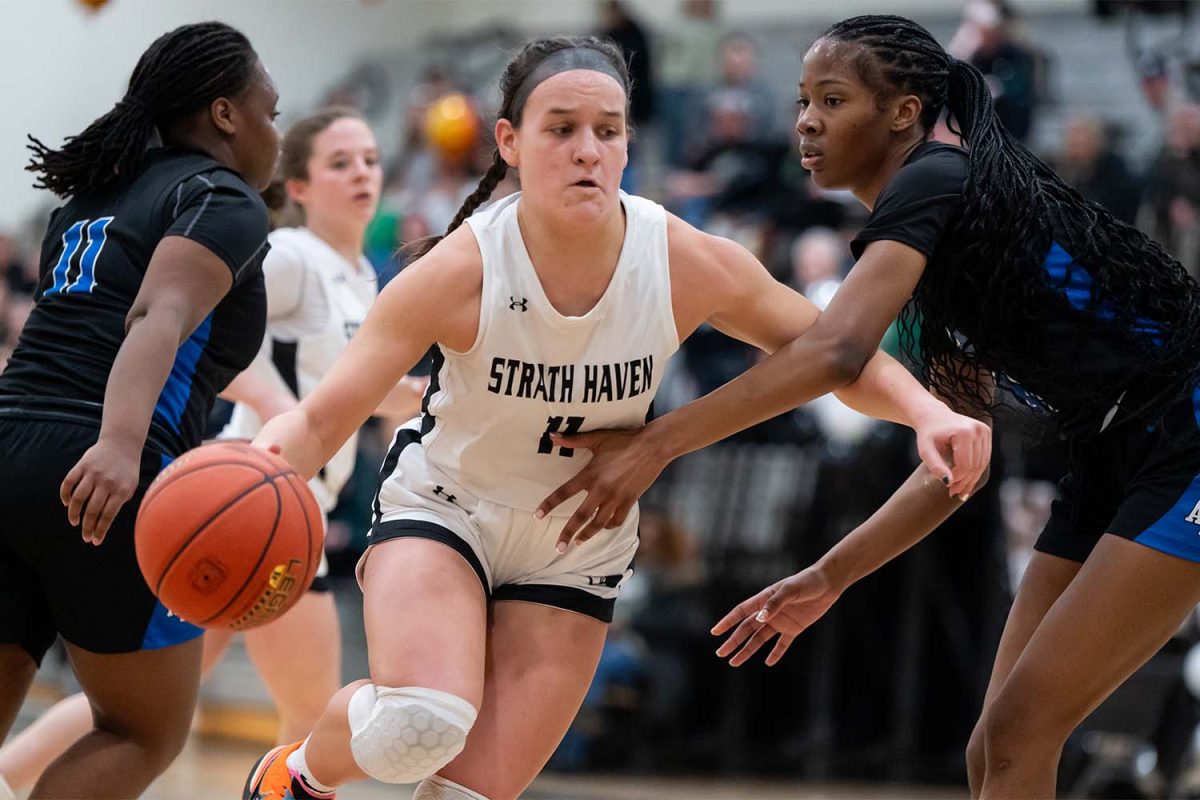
[542,15,1200,800]
[0,22,278,798]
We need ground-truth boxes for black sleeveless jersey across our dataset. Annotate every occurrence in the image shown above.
[850,141,1191,437]
[0,148,269,455]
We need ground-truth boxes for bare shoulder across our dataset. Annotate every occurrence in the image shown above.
[665,213,748,286]
[666,213,765,335]
[402,225,483,293]
[666,213,768,297]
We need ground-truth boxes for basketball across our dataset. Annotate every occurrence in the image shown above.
[134,441,324,631]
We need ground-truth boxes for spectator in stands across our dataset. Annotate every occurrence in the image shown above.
[387,63,459,196]
[790,227,846,309]
[1138,52,1172,116]
[666,86,791,233]
[599,1,655,192]
[1055,113,1141,224]
[708,34,777,144]
[657,0,721,168]
[1142,103,1200,275]
[949,0,1040,141]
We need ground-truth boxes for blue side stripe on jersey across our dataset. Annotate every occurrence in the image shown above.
[68,217,114,293]
[1041,241,1165,345]
[43,220,86,297]
[141,452,204,649]
[153,313,213,434]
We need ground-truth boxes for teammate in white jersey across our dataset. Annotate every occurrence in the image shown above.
[0,108,424,795]
[212,107,424,743]
[243,36,989,800]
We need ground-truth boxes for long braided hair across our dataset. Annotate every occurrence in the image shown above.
[824,15,1200,427]
[406,35,631,261]
[27,21,259,198]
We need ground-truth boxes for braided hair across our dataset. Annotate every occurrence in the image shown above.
[823,15,1200,427]
[27,21,258,198]
[406,35,631,261]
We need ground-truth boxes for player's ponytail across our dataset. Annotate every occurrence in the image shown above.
[27,21,258,198]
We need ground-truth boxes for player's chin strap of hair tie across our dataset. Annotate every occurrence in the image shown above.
[509,47,624,120]
[119,93,154,119]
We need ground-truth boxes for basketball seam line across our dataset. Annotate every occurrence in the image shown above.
[197,480,284,625]
[150,472,289,597]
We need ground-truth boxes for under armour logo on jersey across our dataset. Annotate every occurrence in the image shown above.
[508,296,528,312]
[1186,500,1200,525]
[433,485,458,504]
[585,574,623,588]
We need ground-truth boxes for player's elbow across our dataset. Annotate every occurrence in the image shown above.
[816,336,873,388]
[125,296,190,344]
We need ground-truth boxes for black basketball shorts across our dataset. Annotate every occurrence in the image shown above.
[1036,388,1200,564]
[0,416,202,665]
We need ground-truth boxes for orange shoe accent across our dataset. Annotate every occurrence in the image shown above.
[242,741,306,800]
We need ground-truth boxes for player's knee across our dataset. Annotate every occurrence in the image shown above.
[413,774,491,800]
[347,684,477,784]
[982,691,1060,768]
[94,704,192,771]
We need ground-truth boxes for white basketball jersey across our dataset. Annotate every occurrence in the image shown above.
[391,191,678,514]
[222,226,377,511]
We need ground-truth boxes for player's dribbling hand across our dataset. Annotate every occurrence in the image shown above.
[61,438,142,546]
[711,567,841,667]
[911,407,990,501]
[536,427,668,553]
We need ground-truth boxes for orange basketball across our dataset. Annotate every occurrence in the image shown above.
[135,441,324,631]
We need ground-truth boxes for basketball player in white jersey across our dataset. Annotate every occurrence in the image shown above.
[213,107,425,743]
[243,36,989,800]
[0,108,424,796]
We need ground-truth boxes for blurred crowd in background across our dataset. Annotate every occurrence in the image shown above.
[6,1,1200,795]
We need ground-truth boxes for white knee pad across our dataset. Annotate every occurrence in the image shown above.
[347,684,477,784]
[413,774,491,800]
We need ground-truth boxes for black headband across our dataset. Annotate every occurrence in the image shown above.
[509,47,625,121]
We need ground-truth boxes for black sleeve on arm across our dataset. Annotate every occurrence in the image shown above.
[165,170,270,284]
[850,146,968,260]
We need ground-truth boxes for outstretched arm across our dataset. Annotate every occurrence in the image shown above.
[538,233,988,547]
[713,370,993,667]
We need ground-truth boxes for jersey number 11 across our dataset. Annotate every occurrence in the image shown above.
[44,217,115,297]
[539,415,585,457]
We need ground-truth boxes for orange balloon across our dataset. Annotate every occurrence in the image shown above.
[424,93,478,159]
